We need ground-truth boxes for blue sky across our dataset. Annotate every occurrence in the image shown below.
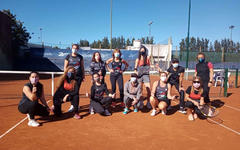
[1,0,240,49]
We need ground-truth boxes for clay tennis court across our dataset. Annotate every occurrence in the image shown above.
[0,74,239,150]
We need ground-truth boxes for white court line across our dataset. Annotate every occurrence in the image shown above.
[0,100,51,140]
[223,105,240,112]
[172,101,240,136]
[207,118,240,136]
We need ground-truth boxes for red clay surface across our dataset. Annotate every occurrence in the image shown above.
[0,74,239,150]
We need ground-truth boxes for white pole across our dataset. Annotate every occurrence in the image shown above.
[51,73,54,96]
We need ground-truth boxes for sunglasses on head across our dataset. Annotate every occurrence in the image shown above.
[193,81,200,83]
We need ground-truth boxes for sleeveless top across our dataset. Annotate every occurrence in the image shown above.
[138,58,150,77]
[65,54,83,78]
[196,62,210,82]
[111,59,122,75]
[155,81,168,100]
[19,82,43,105]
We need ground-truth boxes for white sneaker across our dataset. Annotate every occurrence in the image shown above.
[89,106,95,115]
[161,109,166,115]
[150,109,157,116]
[26,114,30,121]
[68,105,81,112]
[104,109,111,116]
[68,105,74,112]
[28,119,40,127]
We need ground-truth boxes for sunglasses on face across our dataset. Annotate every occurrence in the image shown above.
[193,81,200,83]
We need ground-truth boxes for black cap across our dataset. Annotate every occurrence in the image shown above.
[172,58,179,63]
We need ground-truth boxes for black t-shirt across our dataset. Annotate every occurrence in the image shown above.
[167,65,185,84]
[186,86,206,100]
[90,82,110,101]
[65,54,83,78]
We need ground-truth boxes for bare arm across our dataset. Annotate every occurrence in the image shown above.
[209,68,214,82]
[151,81,158,98]
[122,59,129,71]
[23,86,37,101]
[179,72,184,88]
[167,83,175,99]
[39,87,49,108]
[134,58,139,74]
[105,58,113,72]
[64,59,69,72]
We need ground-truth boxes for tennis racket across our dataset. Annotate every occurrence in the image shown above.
[199,104,219,118]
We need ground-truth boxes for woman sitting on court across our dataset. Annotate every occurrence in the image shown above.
[90,73,115,116]
[150,72,176,116]
[123,73,143,114]
[185,76,205,121]
[53,66,81,119]
[18,71,50,127]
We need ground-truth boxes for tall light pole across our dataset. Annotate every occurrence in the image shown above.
[110,0,112,50]
[185,0,191,69]
[40,28,43,47]
[148,21,153,38]
[229,25,235,42]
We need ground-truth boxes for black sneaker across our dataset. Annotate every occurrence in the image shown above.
[178,107,187,114]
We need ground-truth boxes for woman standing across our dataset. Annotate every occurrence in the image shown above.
[194,52,213,104]
[185,76,205,121]
[64,44,85,112]
[18,72,50,127]
[53,66,81,119]
[150,72,176,116]
[89,51,106,83]
[106,49,129,107]
[134,45,152,109]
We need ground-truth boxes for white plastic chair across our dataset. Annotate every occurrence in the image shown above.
[214,72,231,88]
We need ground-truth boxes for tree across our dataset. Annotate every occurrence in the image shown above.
[53,46,60,49]
[126,38,131,47]
[102,37,109,49]
[150,37,154,44]
[2,9,31,54]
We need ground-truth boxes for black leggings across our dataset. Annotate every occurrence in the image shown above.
[90,97,112,114]
[202,81,210,103]
[171,83,185,108]
[18,100,49,119]
[110,73,124,102]
[53,90,79,115]
[185,101,201,115]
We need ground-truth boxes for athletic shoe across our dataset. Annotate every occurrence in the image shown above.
[111,102,117,108]
[26,114,30,121]
[178,107,187,114]
[133,108,138,112]
[150,109,157,116]
[68,105,80,113]
[161,109,167,115]
[104,109,112,116]
[73,114,82,119]
[146,101,152,109]
[123,108,129,115]
[68,105,74,112]
[28,119,40,127]
[89,106,95,115]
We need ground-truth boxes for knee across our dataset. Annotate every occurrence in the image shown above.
[158,103,166,109]
[150,96,155,103]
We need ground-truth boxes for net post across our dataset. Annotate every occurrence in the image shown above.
[51,73,54,96]
[224,68,228,97]
[235,68,238,88]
